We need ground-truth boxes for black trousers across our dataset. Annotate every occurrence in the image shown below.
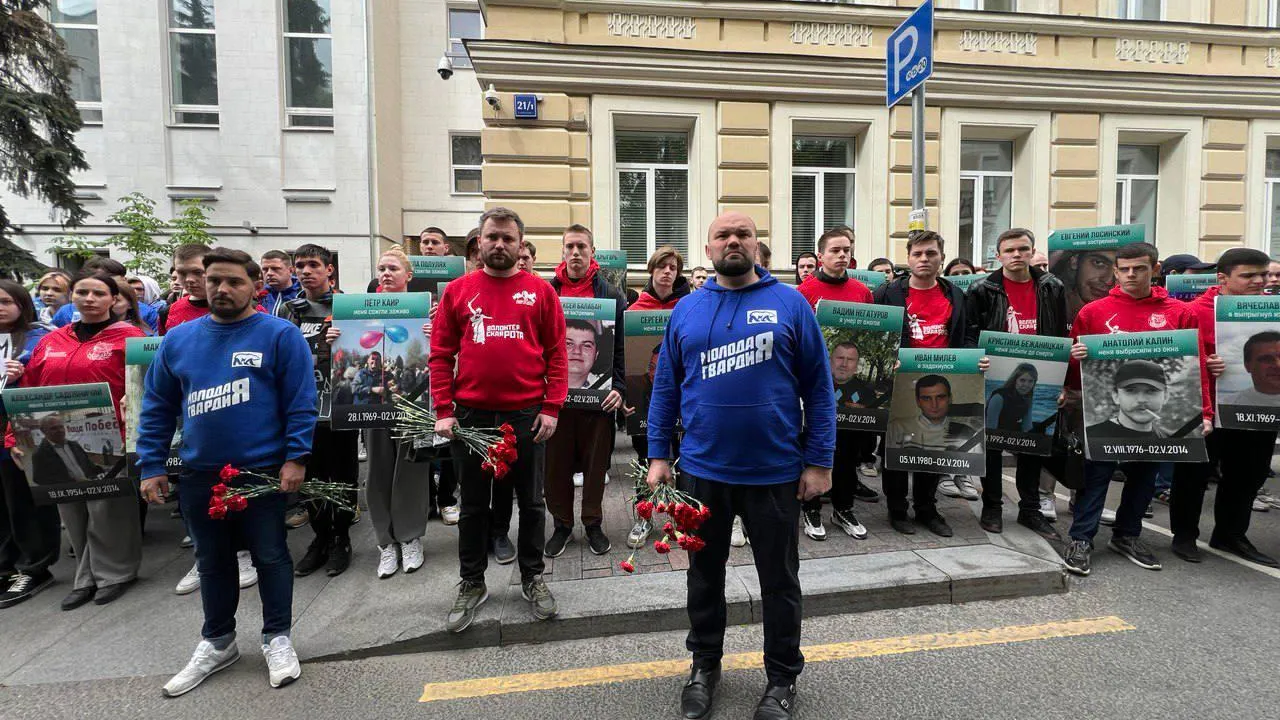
[802,431,870,514]
[687,474,803,685]
[0,454,61,577]
[981,450,1044,512]
[454,404,545,583]
[305,424,360,544]
[1170,428,1277,544]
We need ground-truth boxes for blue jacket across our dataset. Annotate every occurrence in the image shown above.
[262,279,303,317]
[54,302,159,335]
[135,313,317,479]
[0,325,52,461]
[647,267,835,484]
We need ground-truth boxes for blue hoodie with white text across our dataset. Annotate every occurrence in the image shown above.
[646,267,835,485]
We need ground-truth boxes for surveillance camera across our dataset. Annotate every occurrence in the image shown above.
[484,84,500,109]
[437,54,454,80]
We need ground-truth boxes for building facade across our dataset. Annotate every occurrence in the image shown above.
[465,0,1280,270]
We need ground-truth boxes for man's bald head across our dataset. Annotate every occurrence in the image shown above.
[706,211,759,279]
[707,211,757,243]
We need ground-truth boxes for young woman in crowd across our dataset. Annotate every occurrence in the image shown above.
[0,281,60,608]
[16,273,147,609]
[328,247,430,578]
[33,271,72,324]
[944,258,977,276]
[114,282,156,335]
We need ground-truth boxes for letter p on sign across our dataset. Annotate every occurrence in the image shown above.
[885,0,934,108]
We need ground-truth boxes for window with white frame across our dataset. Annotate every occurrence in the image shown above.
[1118,0,1163,20]
[791,136,855,263]
[50,0,102,124]
[958,140,1013,268]
[283,0,333,128]
[615,131,690,264]
[1269,0,1279,27]
[447,8,483,70]
[1115,144,1159,234]
[955,0,1017,10]
[1267,149,1280,256]
[451,134,481,194]
[168,0,219,125]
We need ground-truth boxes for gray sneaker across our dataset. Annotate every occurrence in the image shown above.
[446,580,488,633]
[627,519,652,549]
[522,576,558,620]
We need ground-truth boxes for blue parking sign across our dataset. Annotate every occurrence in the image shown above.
[886,1,934,108]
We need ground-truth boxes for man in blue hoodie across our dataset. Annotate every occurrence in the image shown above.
[259,250,302,317]
[647,211,835,720]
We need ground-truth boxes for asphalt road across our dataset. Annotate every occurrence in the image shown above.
[4,472,1280,720]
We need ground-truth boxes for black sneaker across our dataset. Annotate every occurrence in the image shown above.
[544,526,572,558]
[852,479,880,503]
[325,539,352,577]
[1063,539,1092,576]
[1170,537,1203,563]
[0,572,54,609]
[979,506,1003,533]
[446,580,488,633]
[584,525,611,555]
[889,517,915,535]
[1108,535,1161,570]
[521,575,558,620]
[920,515,953,538]
[831,509,867,539]
[1017,510,1062,541]
[294,539,329,577]
[492,535,516,565]
[801,509,826,541]
[1143,504,1155,519]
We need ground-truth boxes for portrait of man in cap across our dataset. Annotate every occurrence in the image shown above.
[1086,359,1170,438]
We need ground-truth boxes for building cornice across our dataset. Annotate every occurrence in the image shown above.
[469,40,1280,119]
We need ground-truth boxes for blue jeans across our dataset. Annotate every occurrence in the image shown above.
[1069,461,1159,543]
[1153,462,1174,493]
[180,468,293,644]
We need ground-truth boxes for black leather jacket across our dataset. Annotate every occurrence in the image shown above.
[962,267,1068,347]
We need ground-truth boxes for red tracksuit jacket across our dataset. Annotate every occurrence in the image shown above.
[23,322,147,437]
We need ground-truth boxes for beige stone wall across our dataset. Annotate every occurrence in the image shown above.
[1050,113,1101,230]
[717,101,771,240]
[1200,118,1249,258]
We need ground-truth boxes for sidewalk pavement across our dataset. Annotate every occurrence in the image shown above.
[0,433,1064,686]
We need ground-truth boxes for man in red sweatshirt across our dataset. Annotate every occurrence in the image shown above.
[545,225,628,558]
[430,207,567,633]
[1062,242,1211,577]
[1169,247,1275,566]
[796,229,873,309]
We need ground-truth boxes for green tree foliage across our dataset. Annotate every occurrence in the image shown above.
[0,2,89,278]
[170,198,214,247]
[61,194,213,277]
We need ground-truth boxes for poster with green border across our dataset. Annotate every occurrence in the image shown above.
[1046,223,1145,251]
[124,336,183,480]
[846,269,888,290]
[978,331,1071,456]
[5,382,131,505]
[596,249,628,296]
[1165,273,1217,301]
[943,273,983,293]
[562,297,618,410]
[623,310,674,436]
[330,293,432,429]
[408,255,465,296]
[1214,295,1280,431]
[1079,330,1207,462]
[816,300,903,432]
[884,349,987,474]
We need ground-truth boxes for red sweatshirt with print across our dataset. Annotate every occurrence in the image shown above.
[1069,285,1211,420]
[429,269,568,418]
[796,272,874,310]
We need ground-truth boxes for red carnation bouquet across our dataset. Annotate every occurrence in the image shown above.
[618,460,709,573]
[207,465,356,519]
[393,397,518,479]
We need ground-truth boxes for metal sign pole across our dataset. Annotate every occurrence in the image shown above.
[912,84,926,222]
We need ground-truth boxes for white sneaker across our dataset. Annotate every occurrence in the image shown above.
[175,563,201,596]
[1038,493,1058,521]
[802,510,827,541]
[953,477,980,501]
[627,519,652,549]
[162,639,240,697]
[441,505,460,526]
[730,516,748,547]
[377,545,399,579]
[237,551,258,589]
[1100,508,1117,526]
[1253,497,1271,512]
[832,508,868,539]
[400,538,424,573]
[857,462,878,478]
[603,472,610,485]
[937,477,962,498]
[262,636,301,688]
[573,472,584,487]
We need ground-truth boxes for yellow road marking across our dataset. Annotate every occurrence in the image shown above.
[420,616,1133,703]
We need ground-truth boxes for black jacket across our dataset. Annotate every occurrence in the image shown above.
[549,272,627,399]
[873,275,968,349]
[962,267,1068,347]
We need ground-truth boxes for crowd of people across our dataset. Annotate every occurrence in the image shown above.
[0,206,1278,717]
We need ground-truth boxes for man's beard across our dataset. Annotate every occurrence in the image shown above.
[713,252,753,277]
[210,297,252,319]
[484,249,516,271]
